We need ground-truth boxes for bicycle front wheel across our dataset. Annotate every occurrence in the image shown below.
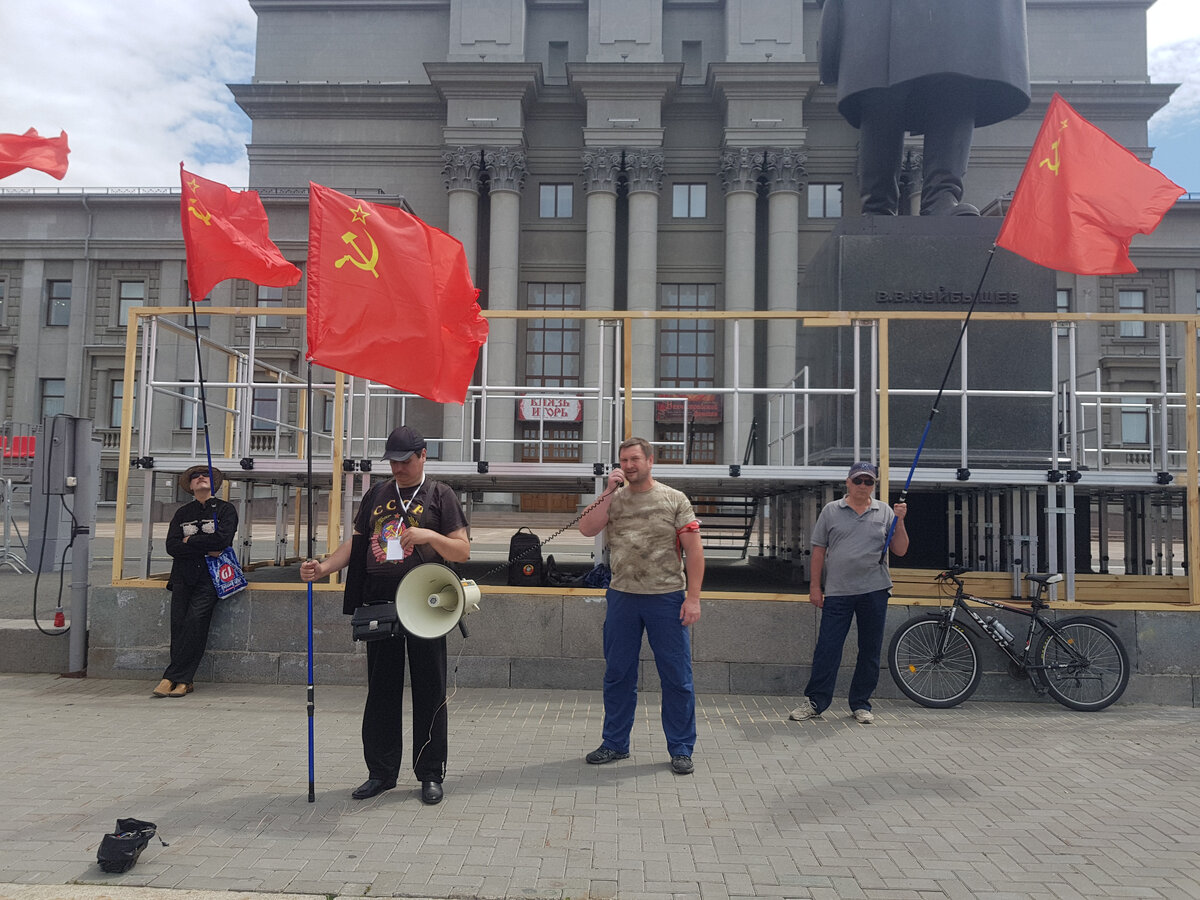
[1038,617,1130,711]
[888,615,981,708]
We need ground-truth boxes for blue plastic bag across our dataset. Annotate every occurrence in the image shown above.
[206,547,247,599]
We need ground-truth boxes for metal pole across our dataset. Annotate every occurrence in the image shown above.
[306,361,316,803]
[881,246,998,562]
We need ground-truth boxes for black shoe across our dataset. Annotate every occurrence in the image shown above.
[351,777,396,800]
[671,755,694,776]
[585,745,630,765]
[421,780,443,805]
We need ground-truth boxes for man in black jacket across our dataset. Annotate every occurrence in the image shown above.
[153,465,238,698]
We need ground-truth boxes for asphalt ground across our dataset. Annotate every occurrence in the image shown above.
[1,674,1199,900]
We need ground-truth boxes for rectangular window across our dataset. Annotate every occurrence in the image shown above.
[117,280,145,326]
[548,41,568,79]
[256,285,285,329]
[41,378,66,419]
[808,183,843,218]
[1120,396,1149,444]
[672,183,707,218]
[0,278,6,325]
[539,183,573,218]
[180,381,198,429]
[102,470,119,503]
[251,388,278,431]
[109,379,124,429]
[682,41,702,80]
[322,396,336,433]
[1118,289,1145,338]
[1056,288,1071,335]
[525,283,582,387]
[659,284,717,388]
[46,280,71,326]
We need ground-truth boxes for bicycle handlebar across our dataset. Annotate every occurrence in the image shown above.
[935,565,971,581]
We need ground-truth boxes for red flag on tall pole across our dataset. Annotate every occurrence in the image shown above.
[0,128,70,180]
[180,164,301,301]
[306,182,487,405]
[996,93,1184,275]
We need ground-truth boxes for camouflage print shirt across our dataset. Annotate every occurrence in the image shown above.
[605,481,698,595]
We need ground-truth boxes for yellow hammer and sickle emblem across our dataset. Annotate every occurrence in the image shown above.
[1039,139,1061,176]
[185,178,212,225]
[336,229,380,278]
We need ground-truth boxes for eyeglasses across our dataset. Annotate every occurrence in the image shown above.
[189,472,207,481]
[851,476,876,486]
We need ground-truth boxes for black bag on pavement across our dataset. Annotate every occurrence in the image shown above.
[97,818,161,873]
[507,527,544,586]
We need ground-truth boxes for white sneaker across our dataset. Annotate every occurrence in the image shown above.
[788,698,821,721]
[852,708,875,724]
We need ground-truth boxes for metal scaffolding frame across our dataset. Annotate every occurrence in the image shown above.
[108,307,1200,604]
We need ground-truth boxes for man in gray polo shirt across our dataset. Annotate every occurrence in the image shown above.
[790,461,909,724]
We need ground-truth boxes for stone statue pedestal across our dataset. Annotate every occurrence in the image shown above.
[799,217,1057,468]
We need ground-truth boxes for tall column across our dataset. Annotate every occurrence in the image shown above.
[582,148,622,457]
[765,147,805,464]
[719,147,762,462]
[441,146,481,461]
[624,147,664,442]
[482,145,526,471]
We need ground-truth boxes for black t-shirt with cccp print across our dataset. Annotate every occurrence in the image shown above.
[353,478,468,600]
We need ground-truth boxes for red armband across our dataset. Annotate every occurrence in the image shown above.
[676,520,700,535]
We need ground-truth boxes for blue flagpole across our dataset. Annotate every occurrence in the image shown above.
[306,362,315,802]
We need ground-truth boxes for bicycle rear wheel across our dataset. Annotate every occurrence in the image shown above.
[1038,617,1129,711]
[888,614,981,708]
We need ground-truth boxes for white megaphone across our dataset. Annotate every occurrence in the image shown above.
[394,563,481,639]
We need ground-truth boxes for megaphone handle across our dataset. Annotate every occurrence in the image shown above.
[458,620,469,639]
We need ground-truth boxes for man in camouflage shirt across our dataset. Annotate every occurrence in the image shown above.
[579,437,705,775]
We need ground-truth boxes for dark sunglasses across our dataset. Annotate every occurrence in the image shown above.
[190,472,208,480]
[851,476,876,486]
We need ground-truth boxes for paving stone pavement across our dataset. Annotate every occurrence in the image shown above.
[1,673,1199,900]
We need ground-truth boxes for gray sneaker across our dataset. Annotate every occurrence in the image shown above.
[852,708,875,724]
[788,698,822,721]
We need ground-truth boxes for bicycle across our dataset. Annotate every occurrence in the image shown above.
[888,566,1130,711]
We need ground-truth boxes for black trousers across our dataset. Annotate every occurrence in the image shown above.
[363,632,448,783]
[857,79,976,216]
[163,576,219,684]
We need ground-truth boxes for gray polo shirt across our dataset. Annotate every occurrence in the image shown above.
[811,497,895,596]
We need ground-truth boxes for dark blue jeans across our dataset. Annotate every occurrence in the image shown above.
[804,589,890,714]
[600,588,696,757]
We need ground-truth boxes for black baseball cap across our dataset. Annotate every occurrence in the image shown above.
[847,461,878,479]
[382,425,426,462]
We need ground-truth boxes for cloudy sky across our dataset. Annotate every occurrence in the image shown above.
[2,0,1199,192]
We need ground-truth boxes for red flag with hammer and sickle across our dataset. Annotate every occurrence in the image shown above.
[306,182,487,405]
[996,93,1184,276]
[179,163,301,301]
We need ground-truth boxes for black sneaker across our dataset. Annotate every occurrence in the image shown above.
[585,745,629,765]
[670,755,694,775]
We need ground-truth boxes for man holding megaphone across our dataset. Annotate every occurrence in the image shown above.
[301,425,470,805]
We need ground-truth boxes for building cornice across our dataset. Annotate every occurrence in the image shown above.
[230,82,443,119]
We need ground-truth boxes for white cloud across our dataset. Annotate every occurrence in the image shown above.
[1147,0,1200,131]
[1,0,255,188]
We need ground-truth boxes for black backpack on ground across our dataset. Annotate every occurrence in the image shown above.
[97,818,163,873]
[507,527,544,586]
